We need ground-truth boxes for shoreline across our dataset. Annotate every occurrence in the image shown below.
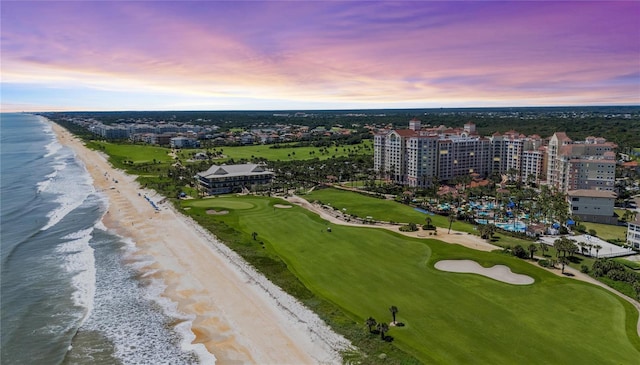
[48,120,349,364]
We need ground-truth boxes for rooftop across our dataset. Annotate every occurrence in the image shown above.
[198,163,273,179]
[567,189,616,198]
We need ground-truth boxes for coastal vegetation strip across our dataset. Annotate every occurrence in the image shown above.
[182,195,640,364]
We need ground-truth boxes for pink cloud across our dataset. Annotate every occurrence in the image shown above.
[2,1,638,109]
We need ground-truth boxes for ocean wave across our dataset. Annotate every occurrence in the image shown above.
[44,139,62,158]
[111,238,217,364]
[71,233,206,365]
[36,159,67,194]
[41,152,95,231]
[57,228,96,325]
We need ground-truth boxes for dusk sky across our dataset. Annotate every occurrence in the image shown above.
[1,1,639,111]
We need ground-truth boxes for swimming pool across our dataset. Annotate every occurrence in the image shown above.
[475,219,527,233]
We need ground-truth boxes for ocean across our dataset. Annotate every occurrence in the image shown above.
[1,114,207,364]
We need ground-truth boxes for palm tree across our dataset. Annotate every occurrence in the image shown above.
[447,212,456,234]
[528,244,538,260]
[377,322,389,340]
[365,317,377,333]
[567,239,578,258]
[425,216,433,229]
[577,241,586,255]
[559,256,568,274]
[389,306,398,324]
[553,238,564,257]
[539,241,549,257]
[594,244,602,258]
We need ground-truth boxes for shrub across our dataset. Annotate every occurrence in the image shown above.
[580,265,590,273]
[588,229,597,236]
[539,259,550,268]
[512,245,527,259]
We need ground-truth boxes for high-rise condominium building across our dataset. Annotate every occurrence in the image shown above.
[375,121,614,188]
[547,133,617,193]
[374,120,495,187]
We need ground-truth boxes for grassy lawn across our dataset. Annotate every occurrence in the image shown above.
[87,141,173,165]
[182,195,640,364]
[179,140,372,162]
[304,188,476,233]
[582,221,628,242]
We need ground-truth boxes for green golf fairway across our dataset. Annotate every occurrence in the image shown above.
[181,140,372,162]
[183,195,640,364]
[305,188,475,233]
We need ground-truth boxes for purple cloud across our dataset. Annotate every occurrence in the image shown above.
[1,1,638,110]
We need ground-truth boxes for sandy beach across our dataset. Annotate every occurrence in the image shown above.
[50,121,350,364]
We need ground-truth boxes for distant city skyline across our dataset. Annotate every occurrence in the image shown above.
[2,1,639,112]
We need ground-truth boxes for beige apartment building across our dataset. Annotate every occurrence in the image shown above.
[375,121,617,198]
[547,132,617,193]
[374,120,544,186]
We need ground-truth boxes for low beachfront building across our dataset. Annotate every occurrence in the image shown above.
[567,189,617,224]
[626,217,640,250]
[170,136,200,148]
[197,163,274,195]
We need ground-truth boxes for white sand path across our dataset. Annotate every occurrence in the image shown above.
[286,195,500,252]
[50,121,350,365]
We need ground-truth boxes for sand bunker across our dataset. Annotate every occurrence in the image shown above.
[435,260,534,285]
[274,204,292,209]
[206,209,229,215]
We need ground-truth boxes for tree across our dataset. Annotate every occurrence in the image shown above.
[594,244,602,258]
[447,212,456,234]
[539,242,549,257]
[425,216,433,229]
[528,244,538,260]
[377,322,389,340]
[365,317,377,333]
[513,245,527,259]
[553,238,564,257]
[567,239,579,257]
[577,241,586,255]
[558,256,569,274]
[389,306,398,324]
[479,223,498,240]
[553,237,576,258]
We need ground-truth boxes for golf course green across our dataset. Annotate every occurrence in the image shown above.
[182,195,640,364]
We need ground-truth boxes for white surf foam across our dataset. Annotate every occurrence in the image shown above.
[44,139,63,158]
[74,232,210,365]
[36,159,67,194]
[41,151,95,231]
[57,228,96,324]
[141,276,217,365]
